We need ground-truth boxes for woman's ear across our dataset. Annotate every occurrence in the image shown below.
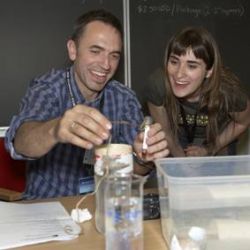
[67,40,77,61]
[206,67,213,78]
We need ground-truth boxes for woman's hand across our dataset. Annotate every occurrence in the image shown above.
[184,145,208,157]
[133,123,169,161]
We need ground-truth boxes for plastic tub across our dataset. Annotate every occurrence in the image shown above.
[155,155,250,250]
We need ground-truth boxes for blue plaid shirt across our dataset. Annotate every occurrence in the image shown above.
[5,66,143,199]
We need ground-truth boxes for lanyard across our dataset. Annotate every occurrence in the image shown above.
[65,68,105,176]
[66,68,76,107]
[179,104,198,144]
[65,68,104,110]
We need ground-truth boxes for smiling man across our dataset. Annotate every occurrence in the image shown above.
[5,9,169,200]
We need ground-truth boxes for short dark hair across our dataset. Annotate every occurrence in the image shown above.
[71,9,123,44]
[165,26,219,71]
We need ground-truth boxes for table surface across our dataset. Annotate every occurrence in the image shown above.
[14,193,168,250]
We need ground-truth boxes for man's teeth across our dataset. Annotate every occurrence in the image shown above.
[93,71,105,77]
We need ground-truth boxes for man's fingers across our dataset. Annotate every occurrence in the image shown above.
[68,133,94,149]
[75,105,111,130]
[70,120,106,145]
[55,105,112,149]
[73,106,111,140]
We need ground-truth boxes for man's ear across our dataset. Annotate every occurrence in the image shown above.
[67,40,77,61]
[206,67,213,78]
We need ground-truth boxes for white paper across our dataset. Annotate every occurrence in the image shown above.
[0,126,8,137]
[0,201,82,249]
[71,208,92,223]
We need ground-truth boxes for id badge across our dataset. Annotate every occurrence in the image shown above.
[79,176,94,194]
[83,149,95,165]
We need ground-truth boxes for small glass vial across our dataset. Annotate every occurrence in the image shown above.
[140,116,153,155]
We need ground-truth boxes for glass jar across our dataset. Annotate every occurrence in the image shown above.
[94,144,133,234]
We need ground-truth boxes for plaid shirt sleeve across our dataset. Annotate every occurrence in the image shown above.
[5,70,65,159]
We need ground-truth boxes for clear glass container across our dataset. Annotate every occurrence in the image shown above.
[94,144,133,234]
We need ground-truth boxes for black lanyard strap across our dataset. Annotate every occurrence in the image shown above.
[66,68,76,107]
[65,68,105,111]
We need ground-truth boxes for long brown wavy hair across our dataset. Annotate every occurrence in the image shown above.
[163,26,242,152]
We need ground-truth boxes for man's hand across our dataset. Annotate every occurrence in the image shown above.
[53,104,112,149]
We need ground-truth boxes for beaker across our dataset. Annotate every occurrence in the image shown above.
[104,174,145,250]
[94,144,133,234]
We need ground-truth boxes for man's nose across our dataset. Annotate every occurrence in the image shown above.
[100,55,111,70]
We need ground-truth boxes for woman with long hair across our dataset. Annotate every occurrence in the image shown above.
[146,26,250,156]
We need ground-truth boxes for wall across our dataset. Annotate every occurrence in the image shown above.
[129,0,250,110]
[0,0,123,126]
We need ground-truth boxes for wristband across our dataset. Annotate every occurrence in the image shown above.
[133,152,154,170]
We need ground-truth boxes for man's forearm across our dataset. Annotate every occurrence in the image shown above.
[14,119,59,158]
